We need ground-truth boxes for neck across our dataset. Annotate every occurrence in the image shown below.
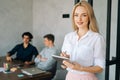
[23,43,29,48]
[48,44,54,48]
[77,28,89,39]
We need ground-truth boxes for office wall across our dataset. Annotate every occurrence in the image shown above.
[33,0,74,52]
[0,0,33,56]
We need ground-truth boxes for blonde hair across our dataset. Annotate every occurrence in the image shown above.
[72,1,99,32]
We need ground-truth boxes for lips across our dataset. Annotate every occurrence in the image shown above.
[77,22,83,25]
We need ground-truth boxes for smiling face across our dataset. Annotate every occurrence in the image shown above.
[74,6,89,30]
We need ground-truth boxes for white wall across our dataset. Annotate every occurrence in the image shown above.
[0,0,33,56]
[33,0,74,52]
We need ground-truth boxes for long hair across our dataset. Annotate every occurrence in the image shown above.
[72,1,99,32]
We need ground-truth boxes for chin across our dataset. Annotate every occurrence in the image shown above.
[77,25,84,28]
[77,25,88,29]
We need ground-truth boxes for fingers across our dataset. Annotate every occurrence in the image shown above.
[6,57,12,62]
[10,67,17,72]
[37,55,42,60]
[40,58,47,62]
[60,52,65,57]
[61,65,67,69]
[43,58,47,61]
[63,61,83,70]
[24,61,30,65]
[24,61,28,65]
[63,60,74,69]
[60,51,66,56]
[37,54,39,57]
[60,52,69,58]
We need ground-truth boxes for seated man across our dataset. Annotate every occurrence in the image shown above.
[6,32,38,65]
[34,34,58,77]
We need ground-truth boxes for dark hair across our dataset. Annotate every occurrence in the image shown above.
[43,34,55,43]
[22,32,33,41]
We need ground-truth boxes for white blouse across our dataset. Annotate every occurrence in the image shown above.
[62,30,105,74]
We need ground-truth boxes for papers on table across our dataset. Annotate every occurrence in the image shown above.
[0,67,4,72]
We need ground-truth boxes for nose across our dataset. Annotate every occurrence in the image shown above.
[78,16,82,21]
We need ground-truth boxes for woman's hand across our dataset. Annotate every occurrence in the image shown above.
[60,52,70,69]
[60,52,70,58]
[63,60,83,71]
[61,64,67,69]
[63,60,103,73]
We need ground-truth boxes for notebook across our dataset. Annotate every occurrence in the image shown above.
[21,67,46,76]
[52,55,69,64]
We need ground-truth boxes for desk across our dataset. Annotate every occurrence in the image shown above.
[0,57,52,80]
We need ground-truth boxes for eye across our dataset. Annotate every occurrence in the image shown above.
[74,14,78,17]
[83,14,87,16]
[82,14,87,17]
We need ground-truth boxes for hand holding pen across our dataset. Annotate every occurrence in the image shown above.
[60,51,70,69]
[60,51,70,58]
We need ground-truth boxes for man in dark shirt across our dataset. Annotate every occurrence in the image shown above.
[6,32,38,65]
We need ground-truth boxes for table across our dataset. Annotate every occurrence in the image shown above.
[0,57,52,80]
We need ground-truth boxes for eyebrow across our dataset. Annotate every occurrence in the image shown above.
[82,13,87,15]
[74,12,87,15]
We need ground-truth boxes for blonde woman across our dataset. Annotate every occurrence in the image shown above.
[61,1,105,80]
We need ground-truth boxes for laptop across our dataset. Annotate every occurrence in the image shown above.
[21,67,46,76]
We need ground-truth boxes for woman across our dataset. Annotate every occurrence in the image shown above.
[61,1,105,80]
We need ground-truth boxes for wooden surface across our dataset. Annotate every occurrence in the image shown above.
[0,57,52,80]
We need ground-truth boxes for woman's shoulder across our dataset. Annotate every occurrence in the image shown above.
[90,31,104,40]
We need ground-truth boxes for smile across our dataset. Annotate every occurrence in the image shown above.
[77,22,83,25]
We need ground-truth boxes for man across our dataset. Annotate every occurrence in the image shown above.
[34,34,58,78]
[6,32,38,65]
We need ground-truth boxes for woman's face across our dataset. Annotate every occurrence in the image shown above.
[74,6,89,29]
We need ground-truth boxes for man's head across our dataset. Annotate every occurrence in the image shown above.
[22,32,33,44]
[43,34,55,47]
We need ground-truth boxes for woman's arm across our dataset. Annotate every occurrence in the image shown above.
[63,60,103,73]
